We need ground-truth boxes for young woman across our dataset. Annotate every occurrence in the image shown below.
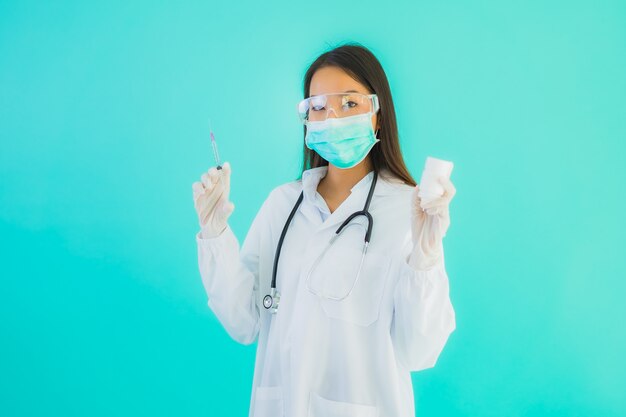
[192,43,456,417]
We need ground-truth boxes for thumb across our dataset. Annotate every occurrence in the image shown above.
[222,201,235,215]
[222,161,231,192]
[222,161,231,177]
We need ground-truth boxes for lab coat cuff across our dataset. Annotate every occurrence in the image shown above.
[196,224,235,245]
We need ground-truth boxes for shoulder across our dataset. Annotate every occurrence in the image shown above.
[377,169,416,199]
[372,171,416,262]
[270,178,303,202]
[257,178,303,215]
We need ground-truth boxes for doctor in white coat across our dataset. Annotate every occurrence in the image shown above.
[192,44,457,417]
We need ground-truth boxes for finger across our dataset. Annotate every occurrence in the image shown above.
[222,161,231,176]
[223,201,235,216]
[219,162,231,199]
[222,161,231,191]
[217,194,235,217]
[192,181,205,201]
[411,186,427,225]
[203,194,228,225]
[201,172,212,189]
[199,188,223,216]
[202,171,222,195]
[425,205,446,216]
[208,167,220,185]
[420,196,446,210]
[438,176,456,200]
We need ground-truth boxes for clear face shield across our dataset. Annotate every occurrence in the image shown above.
[297,92,379,124]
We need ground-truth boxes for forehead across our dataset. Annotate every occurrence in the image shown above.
[309,66,370,96]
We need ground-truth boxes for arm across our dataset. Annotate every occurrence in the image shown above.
[196,195,271,345]
[390,234,456,372]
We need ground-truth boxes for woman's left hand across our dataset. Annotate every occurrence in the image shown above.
[409,176,456,271]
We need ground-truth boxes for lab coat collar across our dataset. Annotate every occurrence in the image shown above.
[299,165,407,230]
[301,165,402,199]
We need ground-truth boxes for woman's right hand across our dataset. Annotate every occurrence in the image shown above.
[192,161,235,238]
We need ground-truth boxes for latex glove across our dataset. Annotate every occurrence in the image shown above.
[409,176,456,271]
[192,162,235,239]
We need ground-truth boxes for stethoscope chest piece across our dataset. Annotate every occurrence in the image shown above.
[263,288,281,314]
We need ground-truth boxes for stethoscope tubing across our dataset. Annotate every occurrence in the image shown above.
[264,170,378,312]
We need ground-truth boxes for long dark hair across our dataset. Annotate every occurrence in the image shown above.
[300,42,416,186]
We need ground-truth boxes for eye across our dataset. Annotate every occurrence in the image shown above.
[310,96,326,112]
[341,96,358,109]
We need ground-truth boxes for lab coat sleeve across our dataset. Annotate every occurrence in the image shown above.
[390,237,456,372]
[196,196,270,346]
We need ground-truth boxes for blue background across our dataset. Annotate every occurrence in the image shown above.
[1,1,625,416]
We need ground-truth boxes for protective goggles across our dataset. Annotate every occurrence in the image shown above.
[297,92,379,123]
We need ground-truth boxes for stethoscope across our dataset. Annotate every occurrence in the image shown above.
[262,170,378,314]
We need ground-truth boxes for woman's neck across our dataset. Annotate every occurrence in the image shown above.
[318,157,373,196]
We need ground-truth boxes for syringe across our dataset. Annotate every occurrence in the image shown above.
[209,119,221,169]
[209,119,224,186]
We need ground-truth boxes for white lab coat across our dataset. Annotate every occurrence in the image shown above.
[196,165,456,417]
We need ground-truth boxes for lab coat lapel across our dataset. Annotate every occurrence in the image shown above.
[317,185,367,233]
[297,173,368,234]
[298,166,328,227]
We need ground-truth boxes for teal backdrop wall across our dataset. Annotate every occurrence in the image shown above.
[1,1,625,416]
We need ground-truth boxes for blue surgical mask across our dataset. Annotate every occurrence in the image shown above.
[305,112,380,169]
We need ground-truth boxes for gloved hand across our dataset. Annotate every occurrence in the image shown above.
[192,162,235,239]
[409,176,456,271]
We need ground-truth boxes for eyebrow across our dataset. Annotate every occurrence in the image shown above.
[309,89,363,96]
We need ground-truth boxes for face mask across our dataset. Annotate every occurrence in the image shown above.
[304,112,380,169]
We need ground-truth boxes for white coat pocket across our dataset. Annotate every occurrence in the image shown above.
[305,222,391,326]
[253,386,284,417]
[307,391,379,417]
